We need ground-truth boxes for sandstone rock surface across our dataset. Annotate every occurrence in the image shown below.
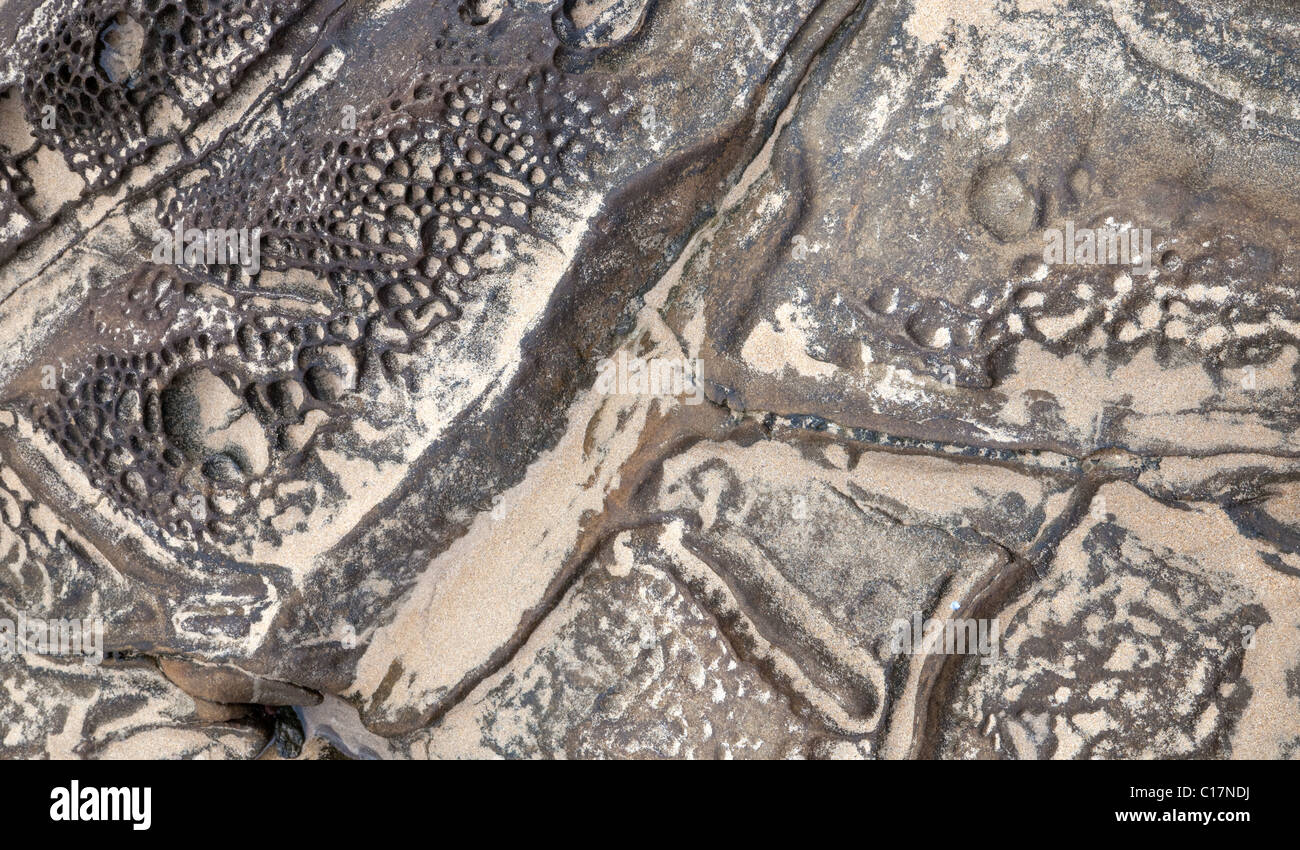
[0,0,1296,759]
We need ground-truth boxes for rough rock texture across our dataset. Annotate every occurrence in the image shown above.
[0,0,1297,759]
